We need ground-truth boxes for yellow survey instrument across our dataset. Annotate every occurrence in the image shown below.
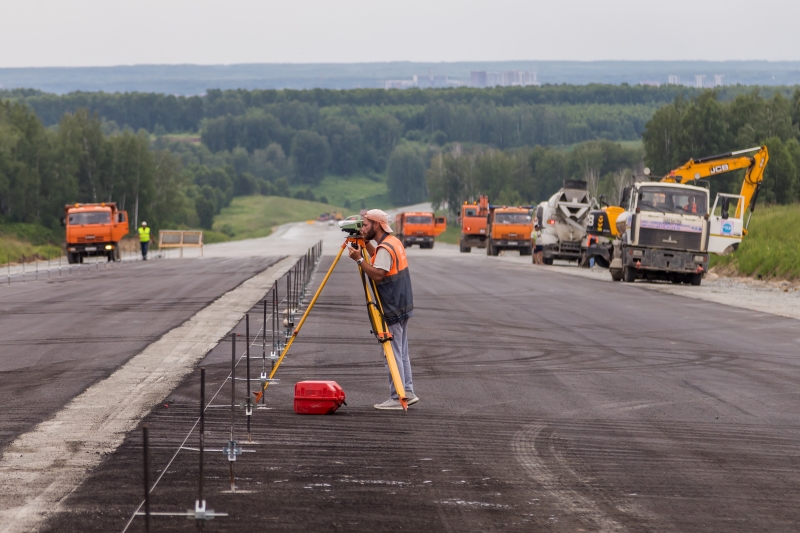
[257,235,408,411]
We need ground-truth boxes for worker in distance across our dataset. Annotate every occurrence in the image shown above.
[138,221,151,260]
[348,209,418,410]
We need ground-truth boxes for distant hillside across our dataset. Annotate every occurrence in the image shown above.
[2,61,800,95]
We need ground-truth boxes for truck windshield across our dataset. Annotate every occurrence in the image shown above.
[638,187,707,216]
[69,211,111,225]
[406,216,432,224]
[463,208,478,217]
[495,213,531,224]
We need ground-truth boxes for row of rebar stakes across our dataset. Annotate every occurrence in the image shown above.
[136,241,323,528]
[3,247,160,287]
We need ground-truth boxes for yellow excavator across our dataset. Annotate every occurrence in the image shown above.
[584,145,769,274]
[661,145,769,233]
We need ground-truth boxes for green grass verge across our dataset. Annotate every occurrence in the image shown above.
[0,223,62,265]
[711,204,800,279]
[211,195,350,241]
[436,224,461,245]
[290,174,391,210]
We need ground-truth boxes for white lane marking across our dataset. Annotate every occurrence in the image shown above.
[0,257,296,533]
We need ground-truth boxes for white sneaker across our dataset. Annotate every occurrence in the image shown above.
[373,398,404,410]
[406,393,419,406]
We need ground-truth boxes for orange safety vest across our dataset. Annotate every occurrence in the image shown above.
[372,234,414,324]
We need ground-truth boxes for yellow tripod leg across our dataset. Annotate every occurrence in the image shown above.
[258,243,346,399]
[358,250,408,411]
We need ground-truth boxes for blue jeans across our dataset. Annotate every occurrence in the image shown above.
[386,318,413,399]
[140,241,149,259]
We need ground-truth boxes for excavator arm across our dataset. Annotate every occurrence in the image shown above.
[661,146,769,225]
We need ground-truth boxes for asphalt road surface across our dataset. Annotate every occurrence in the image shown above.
[37,250,800,532]
[0,257,279,451]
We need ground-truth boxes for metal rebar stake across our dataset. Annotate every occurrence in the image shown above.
[227,333,240,492]
[197,368,206,529]
[142,425,151,533]
[261,299,268,406]
[245,314,252,441]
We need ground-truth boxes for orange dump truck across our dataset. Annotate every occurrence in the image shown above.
[486,206,534,256]
[459,195,489,253]
[61,202,129,263]
[395,212,446,249]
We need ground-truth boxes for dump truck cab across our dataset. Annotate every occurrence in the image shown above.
[459,195,489,253]
[62,203,129,263]
[610,182,710,284]
[485,206,533,256]
[395,212,446,249]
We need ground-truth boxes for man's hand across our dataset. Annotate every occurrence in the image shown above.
[347,243,362,262]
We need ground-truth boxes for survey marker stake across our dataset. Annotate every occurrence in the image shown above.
[245,314,253,441]
[147,369,228,525]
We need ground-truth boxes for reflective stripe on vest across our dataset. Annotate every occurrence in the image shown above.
[372,234,414,324]
[138,227,151,243]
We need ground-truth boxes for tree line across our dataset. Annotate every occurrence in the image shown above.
[426,140,643,214]
[0,100,276,234]
[643,89,800,203]
[2,85,703,132]
[426,88,800,215]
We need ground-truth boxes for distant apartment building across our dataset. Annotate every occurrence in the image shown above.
[714,74,725,87]
[470,71,488,88]
[384,75,418,90]
[695,75,706,88]
[470,70,540,88]
[384,73,463,90]
[668,75,681,85]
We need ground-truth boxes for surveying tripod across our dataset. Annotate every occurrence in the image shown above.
[257,232,409,411]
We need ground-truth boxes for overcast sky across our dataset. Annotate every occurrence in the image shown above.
[2,0,798,68]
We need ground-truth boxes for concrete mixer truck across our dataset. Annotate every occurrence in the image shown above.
[535,180,596,265]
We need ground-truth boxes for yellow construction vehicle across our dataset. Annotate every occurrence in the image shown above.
[584,146,769,284]
[661,146,768,253]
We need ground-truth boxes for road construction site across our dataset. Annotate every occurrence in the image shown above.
[2,219,800,533]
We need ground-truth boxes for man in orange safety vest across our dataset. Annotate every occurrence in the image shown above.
[348,209,418,411]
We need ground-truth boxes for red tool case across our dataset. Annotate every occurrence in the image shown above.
[294,381,346,415]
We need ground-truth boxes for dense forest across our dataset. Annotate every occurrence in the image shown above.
[426,140,643,215]
[428,89,800,213]
[1,85,702,131]
[644,89,800,204]
[2,85,799,240]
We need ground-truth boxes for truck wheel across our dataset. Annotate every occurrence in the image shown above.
[67,253,78,265]
[610,268,623,282]
[520,246,532,256]
[428,241,435,249]
[543,257,554,265]
[690,273,702,286]
[623,266,636,283]
[459,241,471,253]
